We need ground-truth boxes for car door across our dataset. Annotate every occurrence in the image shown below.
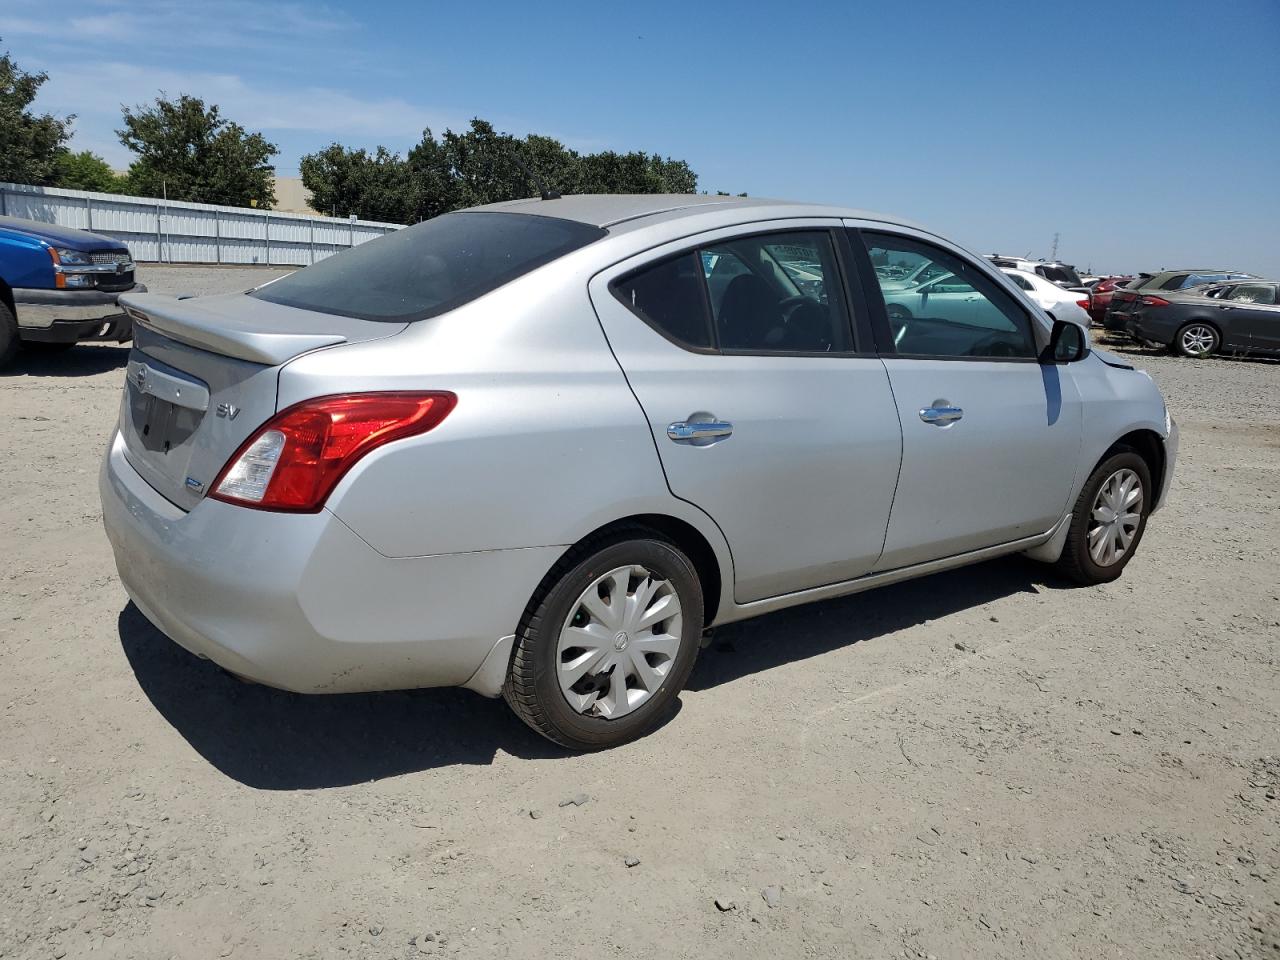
[850,225,1084,570]
[589,222,903,603]
[1216,283,1280,351]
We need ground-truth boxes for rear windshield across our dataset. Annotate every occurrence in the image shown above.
[251,211,606,322]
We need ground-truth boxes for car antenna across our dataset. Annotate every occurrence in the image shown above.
[509,150,561,200]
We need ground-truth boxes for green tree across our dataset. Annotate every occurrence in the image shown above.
[52,150,126,193]
[301,117,700,222]
[300,144,414,222]
[0,42,73,184]
[117,94,277,207]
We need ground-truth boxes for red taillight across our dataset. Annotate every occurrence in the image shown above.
[1139,295,1170,307]
[1076,298,1091,309]
[210,391,457,512]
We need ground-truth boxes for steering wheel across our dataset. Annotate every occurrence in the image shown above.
[969,335,1020,358]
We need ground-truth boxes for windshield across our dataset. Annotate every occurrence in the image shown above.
[251,211,606,322]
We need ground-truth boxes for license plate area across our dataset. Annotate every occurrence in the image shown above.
[129,389,201,455]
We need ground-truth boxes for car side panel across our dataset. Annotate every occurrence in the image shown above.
[1068,352,1172,501]
[279,262,738,620]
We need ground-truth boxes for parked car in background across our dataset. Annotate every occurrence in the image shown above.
[999,268,1092,326]
[1086,276,1134,324]
[0,216,144,367]
[101,194,1176,750]
[1104,269,1259,331]
[987,255,1089,292]
[1126,279,1280,357]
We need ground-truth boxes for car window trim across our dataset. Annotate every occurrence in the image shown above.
[609,226,874,358]
[848,227,1044,363]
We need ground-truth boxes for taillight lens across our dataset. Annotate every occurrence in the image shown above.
[1139,296,1170,307]
[210,392,456,512]
[1076,298,1091,310]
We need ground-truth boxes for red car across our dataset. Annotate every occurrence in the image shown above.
[1086,276,1133,325]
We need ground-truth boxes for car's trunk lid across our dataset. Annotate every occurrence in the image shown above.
[117,292,407,511]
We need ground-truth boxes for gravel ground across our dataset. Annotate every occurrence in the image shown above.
[1,265,1277,959]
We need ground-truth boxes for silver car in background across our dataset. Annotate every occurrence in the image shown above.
[100,195,1176,750]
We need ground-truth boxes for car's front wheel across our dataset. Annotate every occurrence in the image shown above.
[504,532,703,750]
[1174,322,1219,358]
[1056,451,1152,584]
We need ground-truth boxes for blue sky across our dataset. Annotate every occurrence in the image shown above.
[3,0,1278,275]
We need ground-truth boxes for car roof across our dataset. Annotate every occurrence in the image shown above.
[469,193,924,233]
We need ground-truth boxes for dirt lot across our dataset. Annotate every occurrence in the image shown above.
[2,265,1278,960]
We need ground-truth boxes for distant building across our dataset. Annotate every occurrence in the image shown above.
[273,176,314,215]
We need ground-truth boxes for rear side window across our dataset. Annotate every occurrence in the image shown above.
[1159,274,1190,290]
[251,212,606,322]
[613,253,714,349]
[1226,283,1277,305]
[612,230,853,355]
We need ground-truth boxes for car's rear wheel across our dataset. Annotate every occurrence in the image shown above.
[1174,322,1219,358]
[1055,450,1152,585]
[504,533,703,750]
[0,301,18,368]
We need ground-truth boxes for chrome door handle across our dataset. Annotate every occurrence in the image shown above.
[919,405,963,425]
[667,419,733,444]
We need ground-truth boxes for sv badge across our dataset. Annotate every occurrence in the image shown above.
[216,402,240,420]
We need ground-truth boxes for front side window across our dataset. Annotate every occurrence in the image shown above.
[1226,283,1277,305]
[861,232,1038,359]
[613,230,853,355]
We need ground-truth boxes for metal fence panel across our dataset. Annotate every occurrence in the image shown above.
[0,181,402,266]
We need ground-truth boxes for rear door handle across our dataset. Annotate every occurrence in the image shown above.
[667,419,733,444]
[919,405,963,425]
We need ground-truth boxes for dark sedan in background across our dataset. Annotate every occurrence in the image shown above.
[1104,268,1258,331]
[1126,280,1280,357]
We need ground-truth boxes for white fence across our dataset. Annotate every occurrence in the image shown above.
[0,182,403,266]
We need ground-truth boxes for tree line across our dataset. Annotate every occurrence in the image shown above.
[2,41,714,221]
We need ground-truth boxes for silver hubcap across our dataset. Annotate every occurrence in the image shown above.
[1181,325,1215,356]
[1088,468,1143,567]
[556,565,683,720]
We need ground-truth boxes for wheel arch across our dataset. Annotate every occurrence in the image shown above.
[0,277,15,320]
[1096,429,1167,510]
[560,513,726,628]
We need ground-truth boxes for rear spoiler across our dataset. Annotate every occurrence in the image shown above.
[120,292,347,366]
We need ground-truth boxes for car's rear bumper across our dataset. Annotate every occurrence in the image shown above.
[100,431,558,696]
[15,284,146,340]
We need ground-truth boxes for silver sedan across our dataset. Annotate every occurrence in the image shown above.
[100,195,1176,750]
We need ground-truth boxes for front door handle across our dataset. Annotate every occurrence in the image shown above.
[667,418,733,444]
[919,404,963,425]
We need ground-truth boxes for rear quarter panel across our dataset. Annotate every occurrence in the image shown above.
[277,251,736,615]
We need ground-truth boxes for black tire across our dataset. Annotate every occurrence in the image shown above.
[0,301,18,369]
[22,340,77,353]
[1055,450,1152,585]
[1173,321,1219,358]
[504,531,704,751]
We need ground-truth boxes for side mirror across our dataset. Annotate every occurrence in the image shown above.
[1045,317,1089,363]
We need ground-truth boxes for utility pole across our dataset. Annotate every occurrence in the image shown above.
[1050,232,1060,261]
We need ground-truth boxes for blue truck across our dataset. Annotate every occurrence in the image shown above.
[0,215,146,367]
